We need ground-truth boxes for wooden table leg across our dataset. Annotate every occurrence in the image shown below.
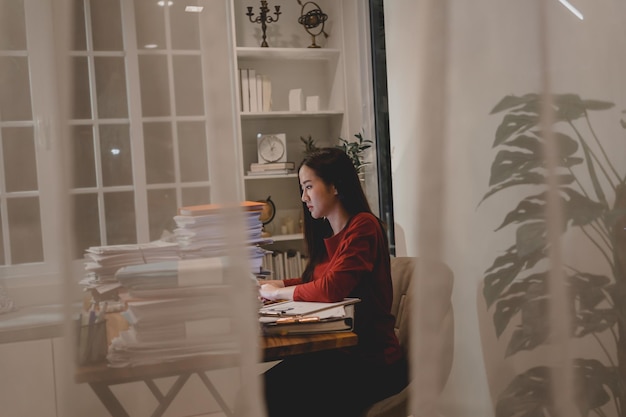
[148,373,191,417]
[197,372,234,417]
[89,382,131,417]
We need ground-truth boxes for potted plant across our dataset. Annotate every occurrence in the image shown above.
[336,132,373,174]
[480,93,626,416]
[300,134,318,157]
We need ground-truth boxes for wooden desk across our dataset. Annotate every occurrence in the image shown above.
[75,331,357,417]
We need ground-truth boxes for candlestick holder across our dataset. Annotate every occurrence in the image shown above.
[246,1,281,48]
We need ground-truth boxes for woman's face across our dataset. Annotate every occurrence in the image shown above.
[299,165,337,219]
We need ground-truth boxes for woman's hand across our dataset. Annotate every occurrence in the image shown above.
[259,283,295,301]
[258,279,285,288]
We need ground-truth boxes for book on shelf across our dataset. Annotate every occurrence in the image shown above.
[248,68,258,112]
[250,162,295,171]
[255,74,263,112]
[239,68,250,113]
[261,74,272,112]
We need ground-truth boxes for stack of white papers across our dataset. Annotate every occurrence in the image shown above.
[83,240,181,283]
[173,210,272,273]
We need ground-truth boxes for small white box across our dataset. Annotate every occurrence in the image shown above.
[305,96,320,111]
[288,89,304,111]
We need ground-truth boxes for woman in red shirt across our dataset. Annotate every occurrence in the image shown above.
[259,147,407,417]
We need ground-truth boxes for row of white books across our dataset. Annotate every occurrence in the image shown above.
[239,68,271,113]
[262,250,307,280]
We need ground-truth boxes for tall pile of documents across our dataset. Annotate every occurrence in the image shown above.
[80,240,181,302]
[173,201,272,276]
[104,201,270,367]
[107,257,241,367]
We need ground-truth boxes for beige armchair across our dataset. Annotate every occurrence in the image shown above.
[360,256,455,417]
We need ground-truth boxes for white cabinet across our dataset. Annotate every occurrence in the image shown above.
[231,0,364,249]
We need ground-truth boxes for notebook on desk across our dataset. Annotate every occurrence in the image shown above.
[259,298,359,336]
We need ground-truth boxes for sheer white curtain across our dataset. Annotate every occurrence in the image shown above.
[2,0,626,416]
[386,0,626,416]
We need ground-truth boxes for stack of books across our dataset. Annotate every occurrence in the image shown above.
[247,162,295,176]
[262,249,306,280]
[239,68,271,113]
[107,257,242,367]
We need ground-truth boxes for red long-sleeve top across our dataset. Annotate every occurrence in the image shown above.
[283,212,403,365]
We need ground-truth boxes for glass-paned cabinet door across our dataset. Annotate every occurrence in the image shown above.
[70,0,214,252]
[133,0,211,240]
[0,0,43,266]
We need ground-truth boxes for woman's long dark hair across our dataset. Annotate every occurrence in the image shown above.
[299,147,388,282]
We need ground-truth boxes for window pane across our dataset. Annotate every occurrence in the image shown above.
[100,124,132,187]
[90,0,123,51]
[144,122,174,184]
[170,2,200,50]
[73,193,100,258]
[147,188,177,241]
[94,57,128,119]
[0,57,32,121]
[178,122,208,182]
[2,127,37,192]
[8,197,43,264]
[181,187,210,207]
[134,0,166,50]
[0,0,26,50]
[71,0,86,51]
[72,125,96,188]
[72,57,92,119]
[173,55,204,116]
[104,191,136,245]
[138,55,171,117]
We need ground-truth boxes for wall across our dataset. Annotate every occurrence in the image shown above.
[385,0,626,416]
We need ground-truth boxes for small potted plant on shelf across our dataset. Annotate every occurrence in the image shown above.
[300,135,319,157]
[337,132,373,175]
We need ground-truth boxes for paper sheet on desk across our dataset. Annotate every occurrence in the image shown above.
[259,306,347,323]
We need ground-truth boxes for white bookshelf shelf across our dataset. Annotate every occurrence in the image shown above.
[240,110,344,120]
[236,47,340,61]
[244,173,298,180]
[269,233,303,242]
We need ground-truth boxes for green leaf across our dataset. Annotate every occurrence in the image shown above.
[496,199,546,231]
[579,140,608,207]
[494,113,540,147]
[480,173,574,206]
[496,366,553,417]
[516,222,546,258]
[496,361,618,417]
[560,188,607,227]
[505,298,550,356]
[492,272,547,337]
[483,246,545,307]
[489,150,543,186]
[553,94,588,121]
[490,93,539,114]
[581,99,614,111]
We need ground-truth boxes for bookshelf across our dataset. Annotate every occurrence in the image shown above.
[230,0,366,275]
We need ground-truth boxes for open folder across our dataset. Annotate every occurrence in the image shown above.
[259,298,360,336]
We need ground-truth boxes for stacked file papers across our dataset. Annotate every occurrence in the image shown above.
[173,202,273,273]
[83,240,181,283]
[107,255,262,367]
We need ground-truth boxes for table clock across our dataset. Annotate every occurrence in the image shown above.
[257,133,287,163]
